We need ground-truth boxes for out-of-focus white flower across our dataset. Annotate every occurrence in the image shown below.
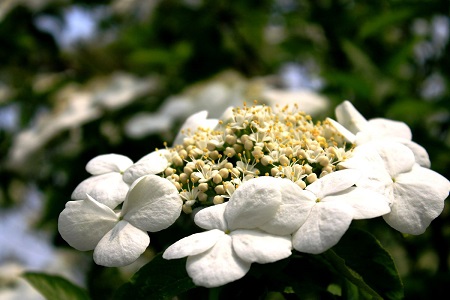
[59,175,182,267]
[291,169,390,254]
[327,100,430,167]
[263,89,329,116]
[6,72,157,171]
[340,141,450,235]
[125,72,247,139]
[125,70,329,140]
[163,177,295,288]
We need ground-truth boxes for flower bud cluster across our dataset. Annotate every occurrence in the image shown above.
[161,103,353,213]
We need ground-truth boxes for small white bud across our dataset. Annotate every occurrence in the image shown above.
[213,173,223,184]
[219,168,229,179]
[213,195,224,205]
[307,173,317,183]
[198,182,209,192]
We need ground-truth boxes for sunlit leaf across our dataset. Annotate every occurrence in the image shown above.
[23,272,90,300]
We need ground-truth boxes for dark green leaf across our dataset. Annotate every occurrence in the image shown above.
[22,272,90,300]
[113,252,196,300]
[331,228,404,300]
[323,250,382,299]
[283,254,337,299]
[359,9,415,39]
[341,39,379,77]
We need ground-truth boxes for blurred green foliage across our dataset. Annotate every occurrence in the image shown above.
[0,0,449,299]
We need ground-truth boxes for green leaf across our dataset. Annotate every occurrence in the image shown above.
[331,228,404,300]
[113,252,196,300]
[359,9,415,39]
[386,100,433,126]
[22,272,90,300]
[323,250,382,299]
[341,39,379,78]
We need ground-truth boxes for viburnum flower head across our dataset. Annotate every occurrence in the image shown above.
[59,175,182,267]
[57,99,450,296]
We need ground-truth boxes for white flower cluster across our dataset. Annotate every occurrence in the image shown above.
[58,101,449,288]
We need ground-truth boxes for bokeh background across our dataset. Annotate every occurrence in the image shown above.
[0,0,449,299]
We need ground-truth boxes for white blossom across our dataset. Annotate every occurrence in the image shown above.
[340,141,450,234]
[163,177,295,288]
[59,175,182,267]
[291,169,391,254]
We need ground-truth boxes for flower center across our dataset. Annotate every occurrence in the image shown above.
[161,103,352,213]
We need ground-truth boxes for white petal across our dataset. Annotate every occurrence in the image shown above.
[326,187,391,219]
[386,138,431,168]
[259,179,315,235]
[219,106,234,123]
[372,141,415,176]
[93,220,149,267]
[326,118,356,144]
[71,173,129,209]
[163,229,225,259]
[292,202,353,254]
[306,169,361,199]
[231,229,292,264]
[367,118,412,140]
[58,196,118,251]
[383,166,449,235]
[194,203,228,231]
[85,154,133,175]
[186,235,251,288]
[341,143,385,167]
[122,175,182,232]
[225,177,282,230]
[335,101,369,134]
[122,150,170,184]
[339,144,394,202]
[173,111,219,146]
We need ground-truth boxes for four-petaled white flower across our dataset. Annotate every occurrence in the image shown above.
[327,100,430,167]
[340,141,450,234]
[163,177,295,288]
[291,169,391,254]
[59,175,182,267]
[257,169,390,254]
